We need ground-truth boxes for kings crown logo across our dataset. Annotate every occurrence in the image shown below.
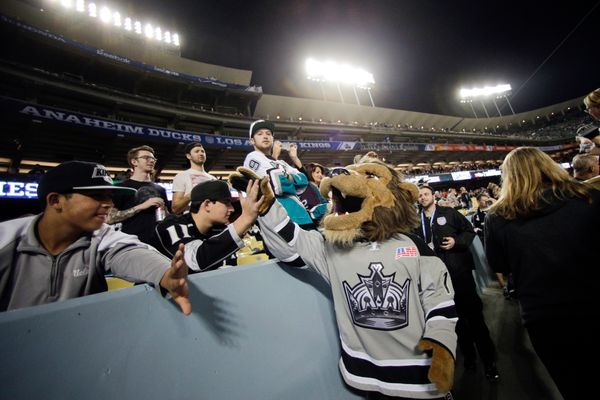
[343,262,410,330]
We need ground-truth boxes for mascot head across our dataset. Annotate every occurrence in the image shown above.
[319,156,420,247]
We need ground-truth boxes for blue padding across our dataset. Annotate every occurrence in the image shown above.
[0,261,364,400]
[470,235,495,294]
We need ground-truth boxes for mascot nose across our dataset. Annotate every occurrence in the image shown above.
[328,167,350,177]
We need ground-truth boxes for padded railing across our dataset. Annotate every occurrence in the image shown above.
[470,235,496,293]
[0,261,364,400]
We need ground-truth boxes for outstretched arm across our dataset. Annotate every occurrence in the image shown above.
[159,243,192,315]
[258,200,328,271]
[230,167,325,269]
[232,179,264,237]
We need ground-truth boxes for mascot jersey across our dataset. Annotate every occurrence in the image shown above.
[258,201,458,399]
[243,150,313,227]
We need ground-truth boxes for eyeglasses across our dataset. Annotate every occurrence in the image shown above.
[136,156,157,162]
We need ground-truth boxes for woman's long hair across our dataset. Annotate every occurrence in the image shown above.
[305,163,326,184]
[489,147,591,219]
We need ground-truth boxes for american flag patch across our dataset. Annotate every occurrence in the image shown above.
[395,246,418,259]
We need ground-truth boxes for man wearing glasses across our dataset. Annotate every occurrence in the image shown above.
[108,145,169,250]
[154,180,264,272]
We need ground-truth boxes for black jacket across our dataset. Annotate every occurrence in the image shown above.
[154,213,243,273]
[472,209,486,243]
[415,205,476,276]
[485,189,600,325]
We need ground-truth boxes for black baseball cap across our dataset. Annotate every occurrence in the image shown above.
[37,161,136,202]
[184,142,203,154]
[249,119,275,138]
[190,180,232,205]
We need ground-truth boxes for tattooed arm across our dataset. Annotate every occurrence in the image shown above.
[107,197,165,224]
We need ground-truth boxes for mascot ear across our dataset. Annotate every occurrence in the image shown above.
[399,182,419,203]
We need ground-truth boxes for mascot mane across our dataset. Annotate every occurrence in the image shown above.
[319,157,420,247]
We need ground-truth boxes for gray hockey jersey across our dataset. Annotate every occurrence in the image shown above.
[258,201,458,399]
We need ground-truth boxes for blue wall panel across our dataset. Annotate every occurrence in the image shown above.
[0,261,365,400]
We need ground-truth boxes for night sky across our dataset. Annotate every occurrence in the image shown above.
[122,0,600,116]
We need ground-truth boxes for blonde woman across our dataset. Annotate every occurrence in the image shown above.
[484,147,599,399]
[583,87,600,121]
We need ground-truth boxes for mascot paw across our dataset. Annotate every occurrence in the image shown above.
[229,167,260,193]
[257,176,275,215]
[228,167,275,216]
[418,339,455,393]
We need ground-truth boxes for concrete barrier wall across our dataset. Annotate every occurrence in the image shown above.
[0,261,364,400]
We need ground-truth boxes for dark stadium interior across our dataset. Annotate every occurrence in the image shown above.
[0,2,591,180]
[2,1,596,399]
[0,2,589,207]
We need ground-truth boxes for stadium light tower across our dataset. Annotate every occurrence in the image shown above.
[459,84,515,118]
[305,58,376,107]
[45,0,181,50]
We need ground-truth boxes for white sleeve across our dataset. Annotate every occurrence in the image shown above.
[244,152,273,178]
[258,201,329,276]
[171,171,187,193]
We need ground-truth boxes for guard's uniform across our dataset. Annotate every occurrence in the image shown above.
[415,205,497,373]
[258,201,457,399]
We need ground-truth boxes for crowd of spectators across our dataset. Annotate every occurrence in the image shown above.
[3,14,599,398]
[2,81,599,399]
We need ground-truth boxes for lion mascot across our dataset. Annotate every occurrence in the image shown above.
[230,156,457,399]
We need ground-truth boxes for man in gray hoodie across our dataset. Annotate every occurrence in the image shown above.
[0,161,191,314]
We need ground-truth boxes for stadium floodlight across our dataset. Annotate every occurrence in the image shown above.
[144,23,154,39]
[99,7,111,23]
[305,58,375,88]
[113,12,121,27]
[88,2,96,18]
[459,84,511,100]
[47,0,181,47]
[305,58,375,106]
[459,83,515,118]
